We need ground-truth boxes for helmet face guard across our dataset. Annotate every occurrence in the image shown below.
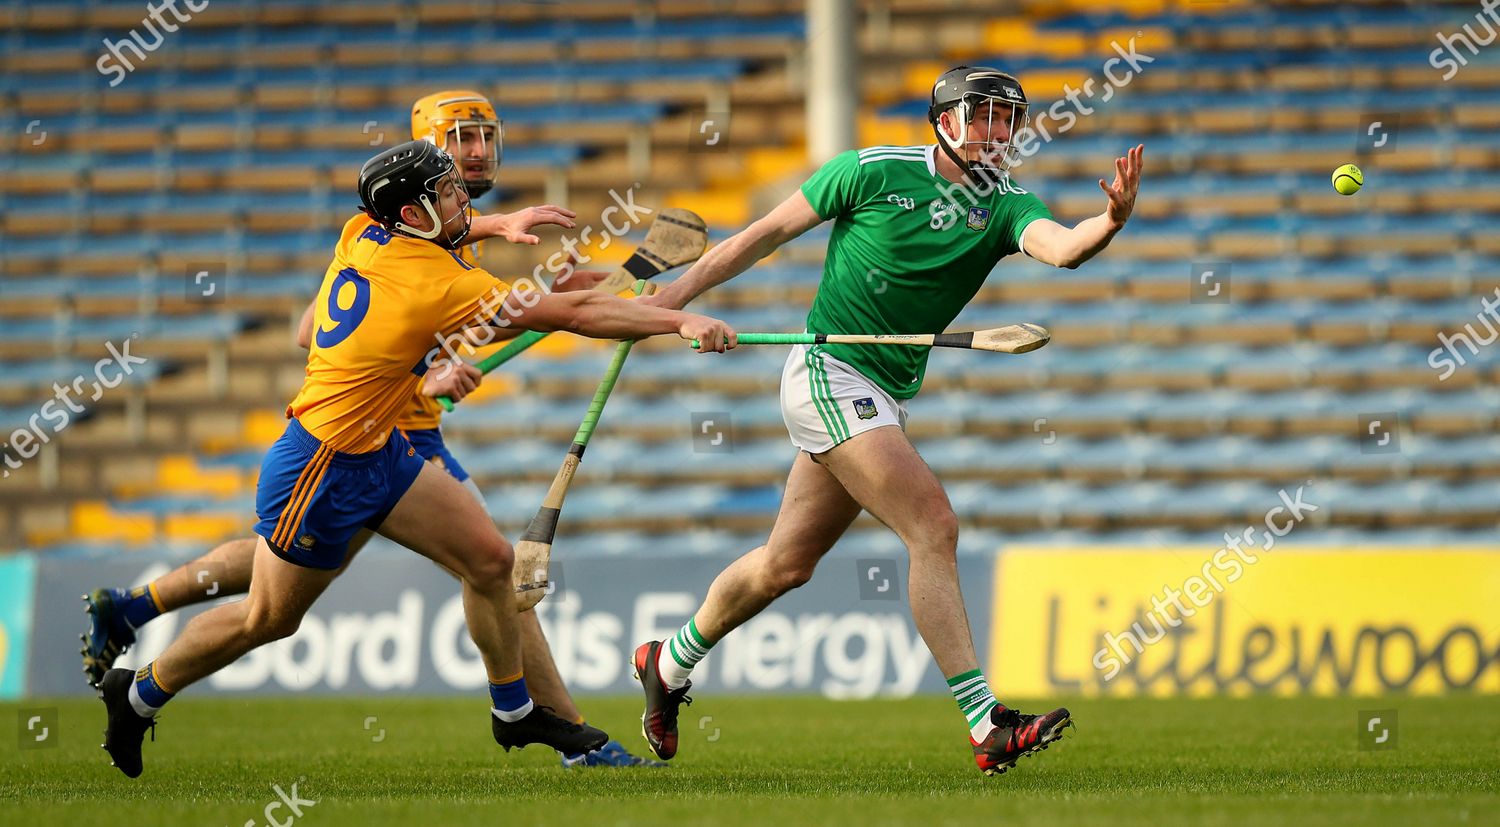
[412,91,503,199]
[393,161,471,245]
[430,116,502,199]
[938,93,1029,178]
[359,140,473,249]
[928,68,1030,183]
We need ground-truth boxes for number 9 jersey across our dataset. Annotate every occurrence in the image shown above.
[288,213,512,454]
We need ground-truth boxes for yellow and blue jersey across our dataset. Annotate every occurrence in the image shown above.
[396,205,486,431]
[289,212,508,454]
[256,212,504,566]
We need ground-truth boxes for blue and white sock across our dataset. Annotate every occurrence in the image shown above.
[489,673,534,722]
[116,584,164,629]
[129,661,175,718]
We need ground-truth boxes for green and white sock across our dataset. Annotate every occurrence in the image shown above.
[948,668,1001,741]
[658,617,712,689]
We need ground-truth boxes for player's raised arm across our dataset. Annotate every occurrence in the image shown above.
[647,190,824,311]
[1021,143,1143,269]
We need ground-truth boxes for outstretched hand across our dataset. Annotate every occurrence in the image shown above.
[1099,144,1144,230]
[493,205,578,245]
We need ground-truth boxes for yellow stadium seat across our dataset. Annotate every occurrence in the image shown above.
[744,145,808,183]
[1008,27,1088,59]
[665,189,750,228]
[1018,68,1097,99]
[163,513,245,545]
[70,502,154,544]
[453,372,523,407]
[903,61,954,98]
[858,116,928,149]
[980,20,1042,56]
[112,455,244,498]
[242,409,289,446]
[1094,26,1172,55]
[163,456,244,496]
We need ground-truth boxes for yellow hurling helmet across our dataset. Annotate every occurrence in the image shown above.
[411,90,502,198]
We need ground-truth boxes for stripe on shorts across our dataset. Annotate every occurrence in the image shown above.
[272,445,334,549]
[802,346,844,442]
[816,346,852,442]
[807,345,850,443]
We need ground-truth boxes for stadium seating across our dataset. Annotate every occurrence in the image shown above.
[4,0,1499,557]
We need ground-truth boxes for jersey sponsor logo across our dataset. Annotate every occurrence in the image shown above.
[928,199,959,231]
[967,206,991,231]
[886,194,916,211]
[853,397,878,420]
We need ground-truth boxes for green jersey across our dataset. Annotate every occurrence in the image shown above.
[799,144,1052,399]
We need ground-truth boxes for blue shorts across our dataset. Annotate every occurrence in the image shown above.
[253,418,425,569]
[400,427,470,483]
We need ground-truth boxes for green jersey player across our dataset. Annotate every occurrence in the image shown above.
[631,65,1144,775]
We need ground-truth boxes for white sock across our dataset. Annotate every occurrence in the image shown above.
[949,669,1001,741]
[491,699,534,723]
[657,618,711,689]
[127,680,161,719]
[969,707,999,742]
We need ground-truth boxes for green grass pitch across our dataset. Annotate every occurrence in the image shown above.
[3,694,1496,826]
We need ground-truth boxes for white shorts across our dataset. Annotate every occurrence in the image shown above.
[780,344,908,454]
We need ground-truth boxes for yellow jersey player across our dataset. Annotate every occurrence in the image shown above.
[83,91,662,766]
[94,139,737,778]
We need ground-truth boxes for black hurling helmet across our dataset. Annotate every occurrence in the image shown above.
[927,65,1030,182]
[357,139,471,248]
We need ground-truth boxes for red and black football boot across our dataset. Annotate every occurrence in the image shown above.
[631,640,693,761]
[971,705,1072,776]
